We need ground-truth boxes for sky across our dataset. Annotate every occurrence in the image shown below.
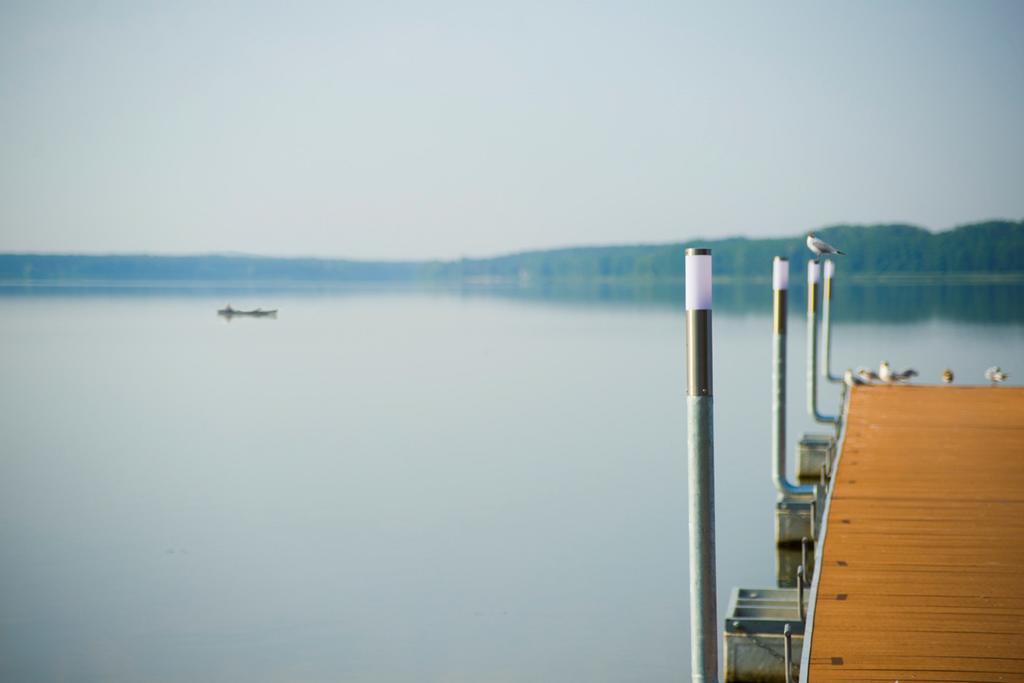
[1,1,1022,260]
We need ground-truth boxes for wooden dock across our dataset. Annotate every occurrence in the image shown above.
[805,385,1024,682]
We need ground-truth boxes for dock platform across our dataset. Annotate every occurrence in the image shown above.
[805,385,1024,682]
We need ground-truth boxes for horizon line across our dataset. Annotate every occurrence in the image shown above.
[0,218,1018,263]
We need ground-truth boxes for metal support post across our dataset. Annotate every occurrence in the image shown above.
[821,259,842,384]
[773,257,816,498]
[807,260,837,424]
[686,248,718,683]
[783,624,794,683]
[796,566,806,622]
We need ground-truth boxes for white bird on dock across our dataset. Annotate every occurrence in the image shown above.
[879,361,894,383]
[844,369,868,387]
[942,368,954,384]
[857,368,880,383]
[807,233,846,257]
[985,366,1009,385]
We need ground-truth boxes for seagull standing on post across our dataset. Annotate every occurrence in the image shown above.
[807,232,846,257]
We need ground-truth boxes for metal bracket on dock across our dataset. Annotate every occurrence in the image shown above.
[775,537,817,588]
[796,433,836,483]
[775,493,822,547]
[724,587,806,683]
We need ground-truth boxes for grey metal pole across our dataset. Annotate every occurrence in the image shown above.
[783,624,793,683]
[806,260,837,424]
[686,247,718,683]
[821,259,842,384]
[773,257,816,497]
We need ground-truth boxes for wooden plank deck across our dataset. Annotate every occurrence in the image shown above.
[806,385,1024,682]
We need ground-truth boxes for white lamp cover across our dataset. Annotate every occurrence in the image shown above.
[685,253,712,310]
[807,260,820,284]
[772,258,789,291]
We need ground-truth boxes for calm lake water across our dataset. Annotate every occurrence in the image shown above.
[1,282,1021,682]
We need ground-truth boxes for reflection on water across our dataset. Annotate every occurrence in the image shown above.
[5,279,1024,323]
[455,280,1024,324]
[0,283,1020,682]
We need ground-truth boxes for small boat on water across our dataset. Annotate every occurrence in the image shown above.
[217,304,277,318]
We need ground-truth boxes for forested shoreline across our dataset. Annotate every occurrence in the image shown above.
[3,220,1022,284]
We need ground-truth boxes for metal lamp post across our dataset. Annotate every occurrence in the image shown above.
[686,247,718,683]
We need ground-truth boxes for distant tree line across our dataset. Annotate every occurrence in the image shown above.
[427,221,1024,282]
[2,220,1022,284]
[0,254,422,283]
